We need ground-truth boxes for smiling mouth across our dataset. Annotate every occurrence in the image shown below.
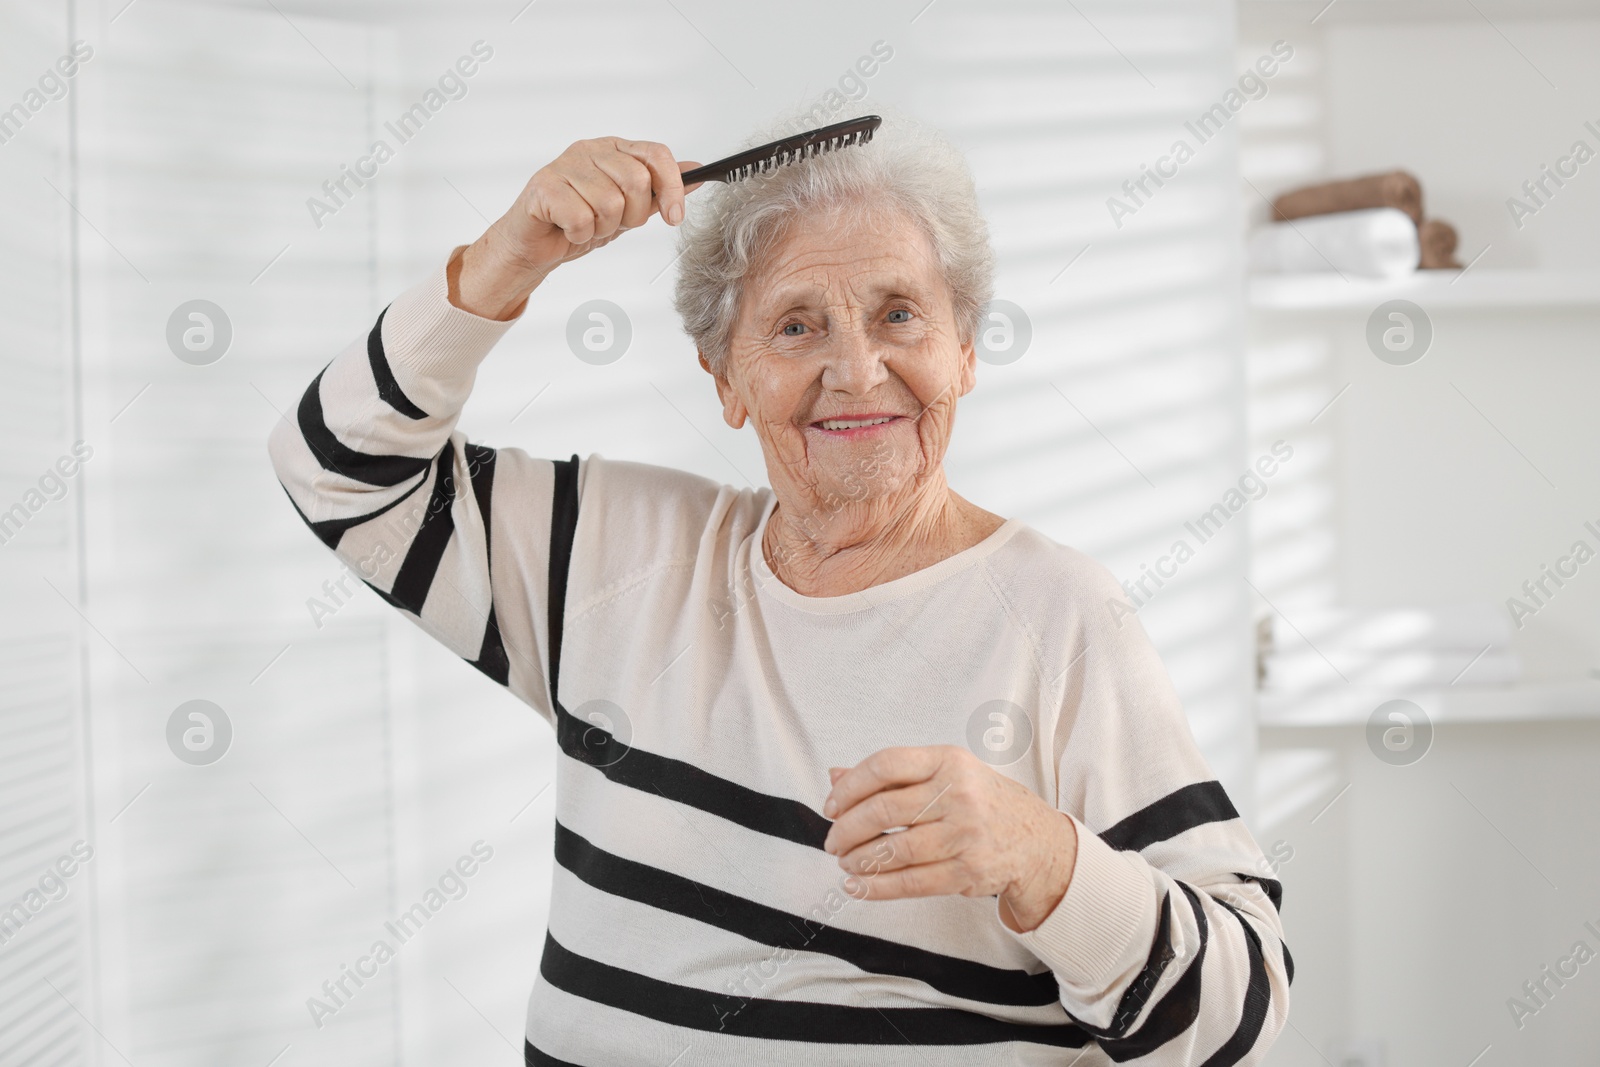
[812,415,899,431]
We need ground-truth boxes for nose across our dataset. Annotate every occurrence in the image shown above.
[819,318,889,396]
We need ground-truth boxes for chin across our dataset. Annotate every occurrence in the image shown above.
[811,465,913,507]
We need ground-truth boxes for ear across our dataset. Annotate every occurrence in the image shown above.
[957,335,979,397]
[698,350,748,430]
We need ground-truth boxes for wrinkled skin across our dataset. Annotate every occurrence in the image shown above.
[701,203,1004,596]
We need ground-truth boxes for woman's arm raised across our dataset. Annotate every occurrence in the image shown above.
[266,137,700,722]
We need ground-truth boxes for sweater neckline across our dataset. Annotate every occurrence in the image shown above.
[748,493,1024,615]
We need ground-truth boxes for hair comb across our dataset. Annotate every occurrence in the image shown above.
[679,115,882,186]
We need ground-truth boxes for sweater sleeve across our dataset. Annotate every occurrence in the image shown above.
[266,244,567,726]
[996,562,1292,1065]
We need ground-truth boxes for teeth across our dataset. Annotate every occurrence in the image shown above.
[819,416,894,431]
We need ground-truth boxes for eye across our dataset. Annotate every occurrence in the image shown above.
[886,308,912,323]
[781,321,807,336]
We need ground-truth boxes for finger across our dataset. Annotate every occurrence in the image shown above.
[824,746,944,821]
[563,161,630,242]
[538,178,602,248]
[824,778,947,858]
[613,140,697,226]
[838,823,953,876]
[839,859,972,903]
[592,144,659,231]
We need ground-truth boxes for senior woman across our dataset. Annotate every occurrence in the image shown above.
[268,108,1290,1065]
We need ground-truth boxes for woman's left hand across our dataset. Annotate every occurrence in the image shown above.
[821,745,1079,933]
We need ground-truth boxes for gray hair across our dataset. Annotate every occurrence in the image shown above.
[671,102,996,376]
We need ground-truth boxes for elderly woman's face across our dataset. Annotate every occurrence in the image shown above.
[708,204,976,511]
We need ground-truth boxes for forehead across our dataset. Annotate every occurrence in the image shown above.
[747,210,943,309]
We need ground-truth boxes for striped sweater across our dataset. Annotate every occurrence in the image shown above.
[267,248,1292,1066]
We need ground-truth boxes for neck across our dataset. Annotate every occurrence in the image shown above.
[762,469,1003,597]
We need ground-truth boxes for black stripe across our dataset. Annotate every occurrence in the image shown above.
[463,444,509,685]
[1197,900,1271,1067]
[525,1040,586,1067]
[1282,940,1294,987]
[1097,882,1208,1063]
[537,931,1088,1048]
[555,697,832,849]
[464,443,497,524]
[387,446,457,613]
[1072,891,1177,1040]
[279,475,427,551]
[367,305,430,419]
[471,604,511,686]
[1233,872,1283,913]
[547,455,580,706]
[296,367,433,487]
[1100,781,1240,853]
[554,820,1059,1008]
[362,577,406,613]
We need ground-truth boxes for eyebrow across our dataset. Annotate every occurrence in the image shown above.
[760,277,932,311]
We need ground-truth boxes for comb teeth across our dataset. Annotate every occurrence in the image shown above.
[680,115,882,188]
[762,127,875,174]
[738,135,857,182]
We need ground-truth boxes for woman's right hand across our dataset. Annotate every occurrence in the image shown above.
[451,137,703,320]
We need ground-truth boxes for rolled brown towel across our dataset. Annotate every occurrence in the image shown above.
[1419,218,1461,270]
[1271,170,1424,227]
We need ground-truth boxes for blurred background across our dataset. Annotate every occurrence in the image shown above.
[2,0,1599,1064]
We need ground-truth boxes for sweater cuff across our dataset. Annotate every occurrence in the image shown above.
[998,813,1158,996]
[381,245,526,385]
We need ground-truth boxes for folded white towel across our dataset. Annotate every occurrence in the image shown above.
[1264,606,1513,655]
[1248,206,1420,279]
[1261,648,1522,692]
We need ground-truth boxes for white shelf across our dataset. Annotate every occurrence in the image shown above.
[1258,680,1600,726]
[1247,269,1600,310]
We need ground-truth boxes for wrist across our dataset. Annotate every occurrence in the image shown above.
[449,230,553,321]
[1000,811,1078,933]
